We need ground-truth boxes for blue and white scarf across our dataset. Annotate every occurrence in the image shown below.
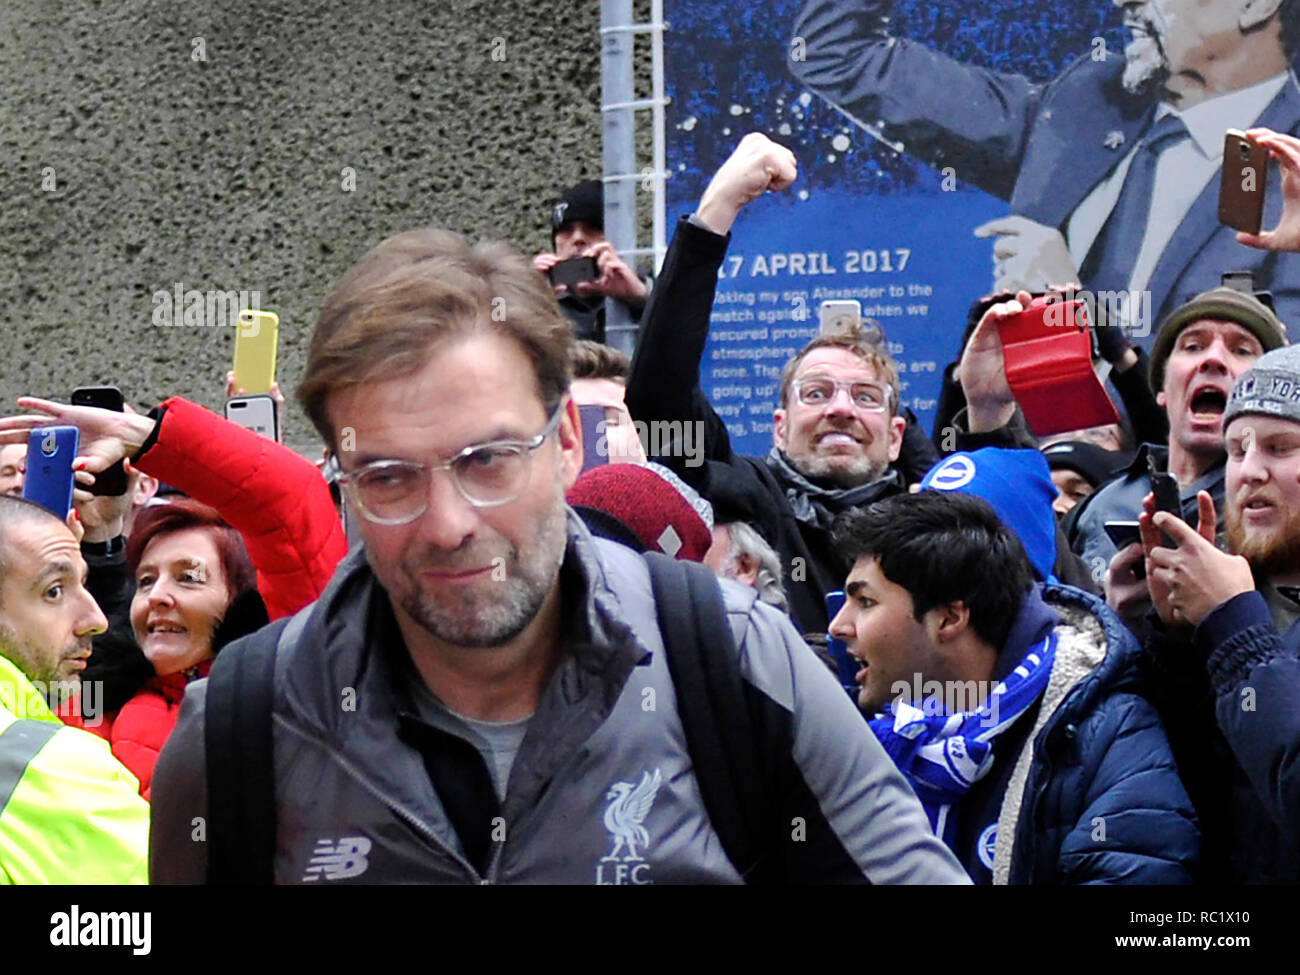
[867,633,1057,847]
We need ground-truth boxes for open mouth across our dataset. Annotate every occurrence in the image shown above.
[1189,387,1227,421]
[147,622,187,635]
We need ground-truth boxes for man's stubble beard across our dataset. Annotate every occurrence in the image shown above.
[787,446,889,489]
[0,621,84,698]
[392,495,569,650]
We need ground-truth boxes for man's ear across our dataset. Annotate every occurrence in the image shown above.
[558,395,584,490]
[131,468,160,508]
[773,407,787,451]
[734,550,760,587]
[1241,0,1285,31]
[1156,388,1167,410]
[926,600,970,644]
[887,414,906,462]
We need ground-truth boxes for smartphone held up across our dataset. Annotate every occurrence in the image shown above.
[227,308,282,441]
[1219,129,1269,236]
[548,257,599,290]
[22,426,79,519]
[70,385,128,496]
[224,394,279,442]
[232,309,280,395]
[994,294,1118,437]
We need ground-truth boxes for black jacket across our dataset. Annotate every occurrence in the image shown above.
[557,288,647,344]
[981,586,1198,884]
[625,217,927,633]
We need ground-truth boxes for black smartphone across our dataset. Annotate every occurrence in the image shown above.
[1104,521,1146,579]
[70,386,128,496]
[1148,454,1183,547]
[548,256,599,289]
[1221,270,1276,313]
[1103,521,1141,550]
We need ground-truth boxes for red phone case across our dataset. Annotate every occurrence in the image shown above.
[996,297,1119,437]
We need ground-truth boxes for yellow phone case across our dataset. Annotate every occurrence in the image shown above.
[233,309,280,395]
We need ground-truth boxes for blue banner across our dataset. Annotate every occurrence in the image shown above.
[664,0,1300,457]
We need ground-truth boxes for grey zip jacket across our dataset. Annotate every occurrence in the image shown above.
[150,512,968,884]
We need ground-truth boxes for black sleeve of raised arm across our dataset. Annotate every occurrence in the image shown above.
[625,216,735,480]
[949,406,1038,452]
[1109,348,1168,447]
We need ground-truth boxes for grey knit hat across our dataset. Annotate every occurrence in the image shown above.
[1148,287,1288,394]
[1224,345,1300,431]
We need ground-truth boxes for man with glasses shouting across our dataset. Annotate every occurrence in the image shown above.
[627,133,941,635]
[146,228,967,885]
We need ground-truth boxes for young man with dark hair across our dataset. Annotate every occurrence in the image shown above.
[829,490,1198,884]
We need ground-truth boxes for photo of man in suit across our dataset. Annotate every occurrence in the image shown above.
[790,0,1300,341]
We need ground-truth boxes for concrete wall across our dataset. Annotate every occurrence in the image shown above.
[0,0,650,453]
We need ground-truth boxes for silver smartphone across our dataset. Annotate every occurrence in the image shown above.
[819,299,861,334]
[224,394,279,442]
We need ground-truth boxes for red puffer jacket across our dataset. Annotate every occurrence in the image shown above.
[137,397,348,619]
[76,397,348,797]
[83,665,208,801]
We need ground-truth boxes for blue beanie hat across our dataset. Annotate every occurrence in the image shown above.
[920,448,1058,582]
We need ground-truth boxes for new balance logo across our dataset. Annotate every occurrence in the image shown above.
[301,836,372,882]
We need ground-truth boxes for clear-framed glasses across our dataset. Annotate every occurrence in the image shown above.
[336,402,566,525]
[792,376,891,413]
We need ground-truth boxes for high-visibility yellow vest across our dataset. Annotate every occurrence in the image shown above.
[0,655,149,884]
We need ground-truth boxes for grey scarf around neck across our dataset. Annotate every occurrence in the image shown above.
[765,448,904,529]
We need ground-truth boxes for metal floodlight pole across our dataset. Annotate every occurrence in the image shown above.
[599,0,639,357]
[650,0,666,273]
[599,0,668,355]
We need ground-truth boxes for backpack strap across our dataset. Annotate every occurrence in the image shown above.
[643,552,772,882]
[205,609,308,884]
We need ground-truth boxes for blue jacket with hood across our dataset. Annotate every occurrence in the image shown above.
[991,584,1199,884]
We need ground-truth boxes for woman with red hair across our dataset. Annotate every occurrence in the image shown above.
[102,498,266,798]
[0,393,349,797]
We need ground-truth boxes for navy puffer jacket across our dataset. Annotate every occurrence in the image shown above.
[1143,589,1300,883]
[1001,585,1199,884]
